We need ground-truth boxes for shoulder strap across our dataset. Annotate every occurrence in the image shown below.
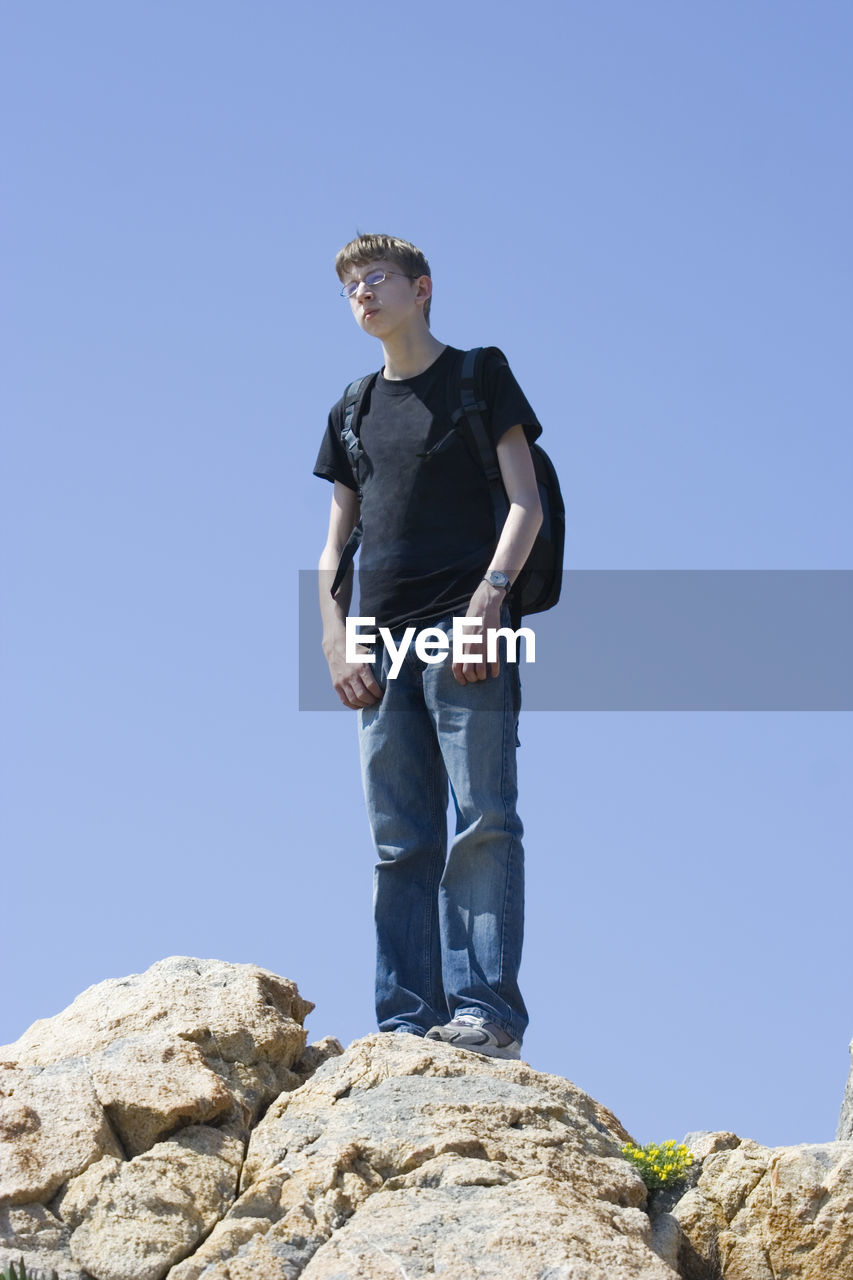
[339,372,377,486]
[452,347,509,532]
[330,520,362,599]
[330,371,377,600]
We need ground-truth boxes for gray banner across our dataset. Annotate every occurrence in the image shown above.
[299,570,853,711]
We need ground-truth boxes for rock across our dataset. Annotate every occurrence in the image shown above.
[672,1136,853,1280]
[0,957,315,1279]
[0,1059,123,1206]
[169,1032,677,1280]
[86,1034,234,1155]
[838,1037,853,1140]
[55,1126,243,1280]
[0,1202,86,1280]
[650,1212,682,1272]
[12,958,852,1280]
[0,956,312,1187]
[6,957,311,1064]
[4,955,312,1141]
[681,1131,742,1163]
[298,1184,658,1280]
[290,1035,345,1084]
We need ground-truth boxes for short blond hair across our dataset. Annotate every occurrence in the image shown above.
[336,233,432,326]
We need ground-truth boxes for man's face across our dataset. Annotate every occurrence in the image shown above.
[342,260,427,337]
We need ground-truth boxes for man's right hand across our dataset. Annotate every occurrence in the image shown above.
[325,646,384,710]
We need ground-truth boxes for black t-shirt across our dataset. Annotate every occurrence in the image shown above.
[314,345,541,631]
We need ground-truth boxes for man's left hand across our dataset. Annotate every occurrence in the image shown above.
[452,581,506,684]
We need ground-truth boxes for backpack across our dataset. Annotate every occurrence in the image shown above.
[330,347,565,621]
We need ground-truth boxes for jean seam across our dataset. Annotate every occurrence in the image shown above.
[423,730,444,1017]
[497,657,514,1001]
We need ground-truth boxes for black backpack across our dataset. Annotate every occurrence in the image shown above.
[330,347,565,620]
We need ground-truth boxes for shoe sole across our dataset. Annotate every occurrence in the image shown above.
[462,1044,521,1059]
[425,1034,521,1060]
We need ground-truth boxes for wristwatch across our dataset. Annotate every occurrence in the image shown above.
[483,570,512,593]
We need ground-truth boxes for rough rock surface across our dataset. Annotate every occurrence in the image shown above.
[0,957,319,1279]
[0,1059,124,1206]
[3,963,849,1280]
[838,1036,853,1141]
[169,1032,675,1280]
[55,1126,243,1280]
[0,1202,85,1280]
[671,1134,853,1280]
[3,955,313,1151]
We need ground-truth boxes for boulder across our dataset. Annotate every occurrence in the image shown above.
[4,955,313,1146]
[0,957,316,1279]
[6,958,850,1280]
[168,1032,677,1280]
[55,1126,243,1280]
[672,1136,853,1280]
[681,1131,742,1163]
[1,955,312,1164]
[0,1059,123,1206]
[0,1202,86,1280]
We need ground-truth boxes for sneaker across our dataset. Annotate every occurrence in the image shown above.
[425,1015,522,1059]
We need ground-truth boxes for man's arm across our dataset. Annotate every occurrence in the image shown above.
[318,481,384,709]
[452,424,543,684]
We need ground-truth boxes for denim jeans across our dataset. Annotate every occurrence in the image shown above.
[357,612,528,1044]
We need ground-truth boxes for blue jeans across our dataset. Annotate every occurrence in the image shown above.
[357,613,528,1044]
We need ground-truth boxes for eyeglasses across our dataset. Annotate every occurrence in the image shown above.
[339,270,417,298]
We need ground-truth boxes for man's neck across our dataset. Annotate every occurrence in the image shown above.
[381,329,446,381]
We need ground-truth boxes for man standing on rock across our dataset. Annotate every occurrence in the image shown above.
[314,234,542,1060]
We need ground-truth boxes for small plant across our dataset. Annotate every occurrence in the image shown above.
[622,1139,694,1189]
[1,1261,59,1280]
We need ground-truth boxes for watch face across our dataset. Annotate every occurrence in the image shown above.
[488,572,511,591]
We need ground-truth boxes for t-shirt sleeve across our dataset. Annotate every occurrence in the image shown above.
[480,346,543,447]
[313,399,359,491]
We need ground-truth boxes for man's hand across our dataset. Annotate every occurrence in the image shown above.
[325,642,384,710]
[452,580,506,684]
[318,483,383,710]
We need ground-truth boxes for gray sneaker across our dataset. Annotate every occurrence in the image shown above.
[425,1014,522,1059]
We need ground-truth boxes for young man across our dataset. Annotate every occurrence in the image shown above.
[314,234,542,1059]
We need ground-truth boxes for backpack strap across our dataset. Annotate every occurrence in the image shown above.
[339,373,376,489]
[330,522,363,599]
[455,347,534,627]
[452,347,510,537]
[330,372,377,599]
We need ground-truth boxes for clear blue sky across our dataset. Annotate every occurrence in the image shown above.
[3,1,851,1149]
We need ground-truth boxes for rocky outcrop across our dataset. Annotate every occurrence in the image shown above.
[668,1132,853,1280]
[168,1032,673,1279]
[0,957,324,1280]
[1,962,850,1280]
[2,955,314,1155]
[838,1036,853,1141]
[0,959,677,1280]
